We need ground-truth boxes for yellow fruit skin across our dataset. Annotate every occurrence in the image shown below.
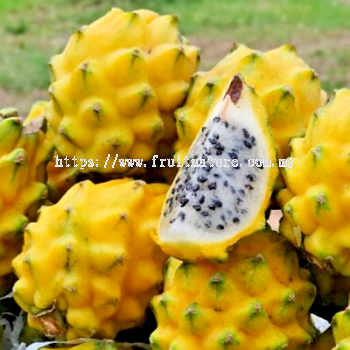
[25,101,79,202]
[0,111,51,295]
[151,229,316,349]
[24,101,47,125]
[46,8,200,175]
[334,338,350,350]
[13,179,169,340]
[175,44,324,184]
[278,89,350,277]
[332,308,350,350]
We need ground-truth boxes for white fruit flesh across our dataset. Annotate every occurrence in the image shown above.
[157,75,277,260]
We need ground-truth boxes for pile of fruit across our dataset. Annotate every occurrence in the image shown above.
[1,7,350,350]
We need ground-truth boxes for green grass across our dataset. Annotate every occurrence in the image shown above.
[0,0,350,113]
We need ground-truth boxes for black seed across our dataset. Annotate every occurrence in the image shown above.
[202,154,208,161]
[193,184,200,192]
[197,175,208,183]
[199,195,205,204]
[258,165,264,170]
[214,143,225,152]
[171,188,175,194]
[193,205,201,212]
[228,152,238,159]
[178,211,186,220]
[208,182,217,190]
[217,224,225,230]
[239,189,245,196]
[176,184,183,192]
[233,217,240,223]
[180,197,189,207]
[204,164,212,172]
[224,181,229,187]
[214,173,220,178]
[216,150,223,156]
[230,186,236,194]
[193,155,198,159]
[245,184,254,190]
[208,203,216,210]
[186,182,192,191]
[175,178,180,183]
[185,175,191,183]
[224,122,229,128]
[166,198,169,204]
[201,126,207,133]
[241,209,247,215]
[244,140,252,149]
[246,174,256,182]
[213,199,222,208]
[214,116,221,123]
[209,138,217,145]
[214,133,219,140]
[201,211,209,217]
[170,218,176,224]
[243,128,250,139]
[251,136,256,146]
[237,198,243,205]
[204,221,212,228]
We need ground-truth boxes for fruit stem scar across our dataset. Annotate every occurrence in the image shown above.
[225,75,243,104]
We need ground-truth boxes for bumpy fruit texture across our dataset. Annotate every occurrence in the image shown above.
[332,308,350,349]
[0,108,51,295]
[13,179,168,340]
[46,8,200,174]
[311,329,335,350]
[278,89,350,277]
[175,44,324,169]
[156,75,277,261]
[151,229,316,349]
[24,101,47,125]
[25,101,79,202]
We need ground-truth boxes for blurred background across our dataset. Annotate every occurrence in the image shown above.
[0,0,350,115]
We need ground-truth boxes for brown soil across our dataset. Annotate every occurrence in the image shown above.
[0,88,49,116]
